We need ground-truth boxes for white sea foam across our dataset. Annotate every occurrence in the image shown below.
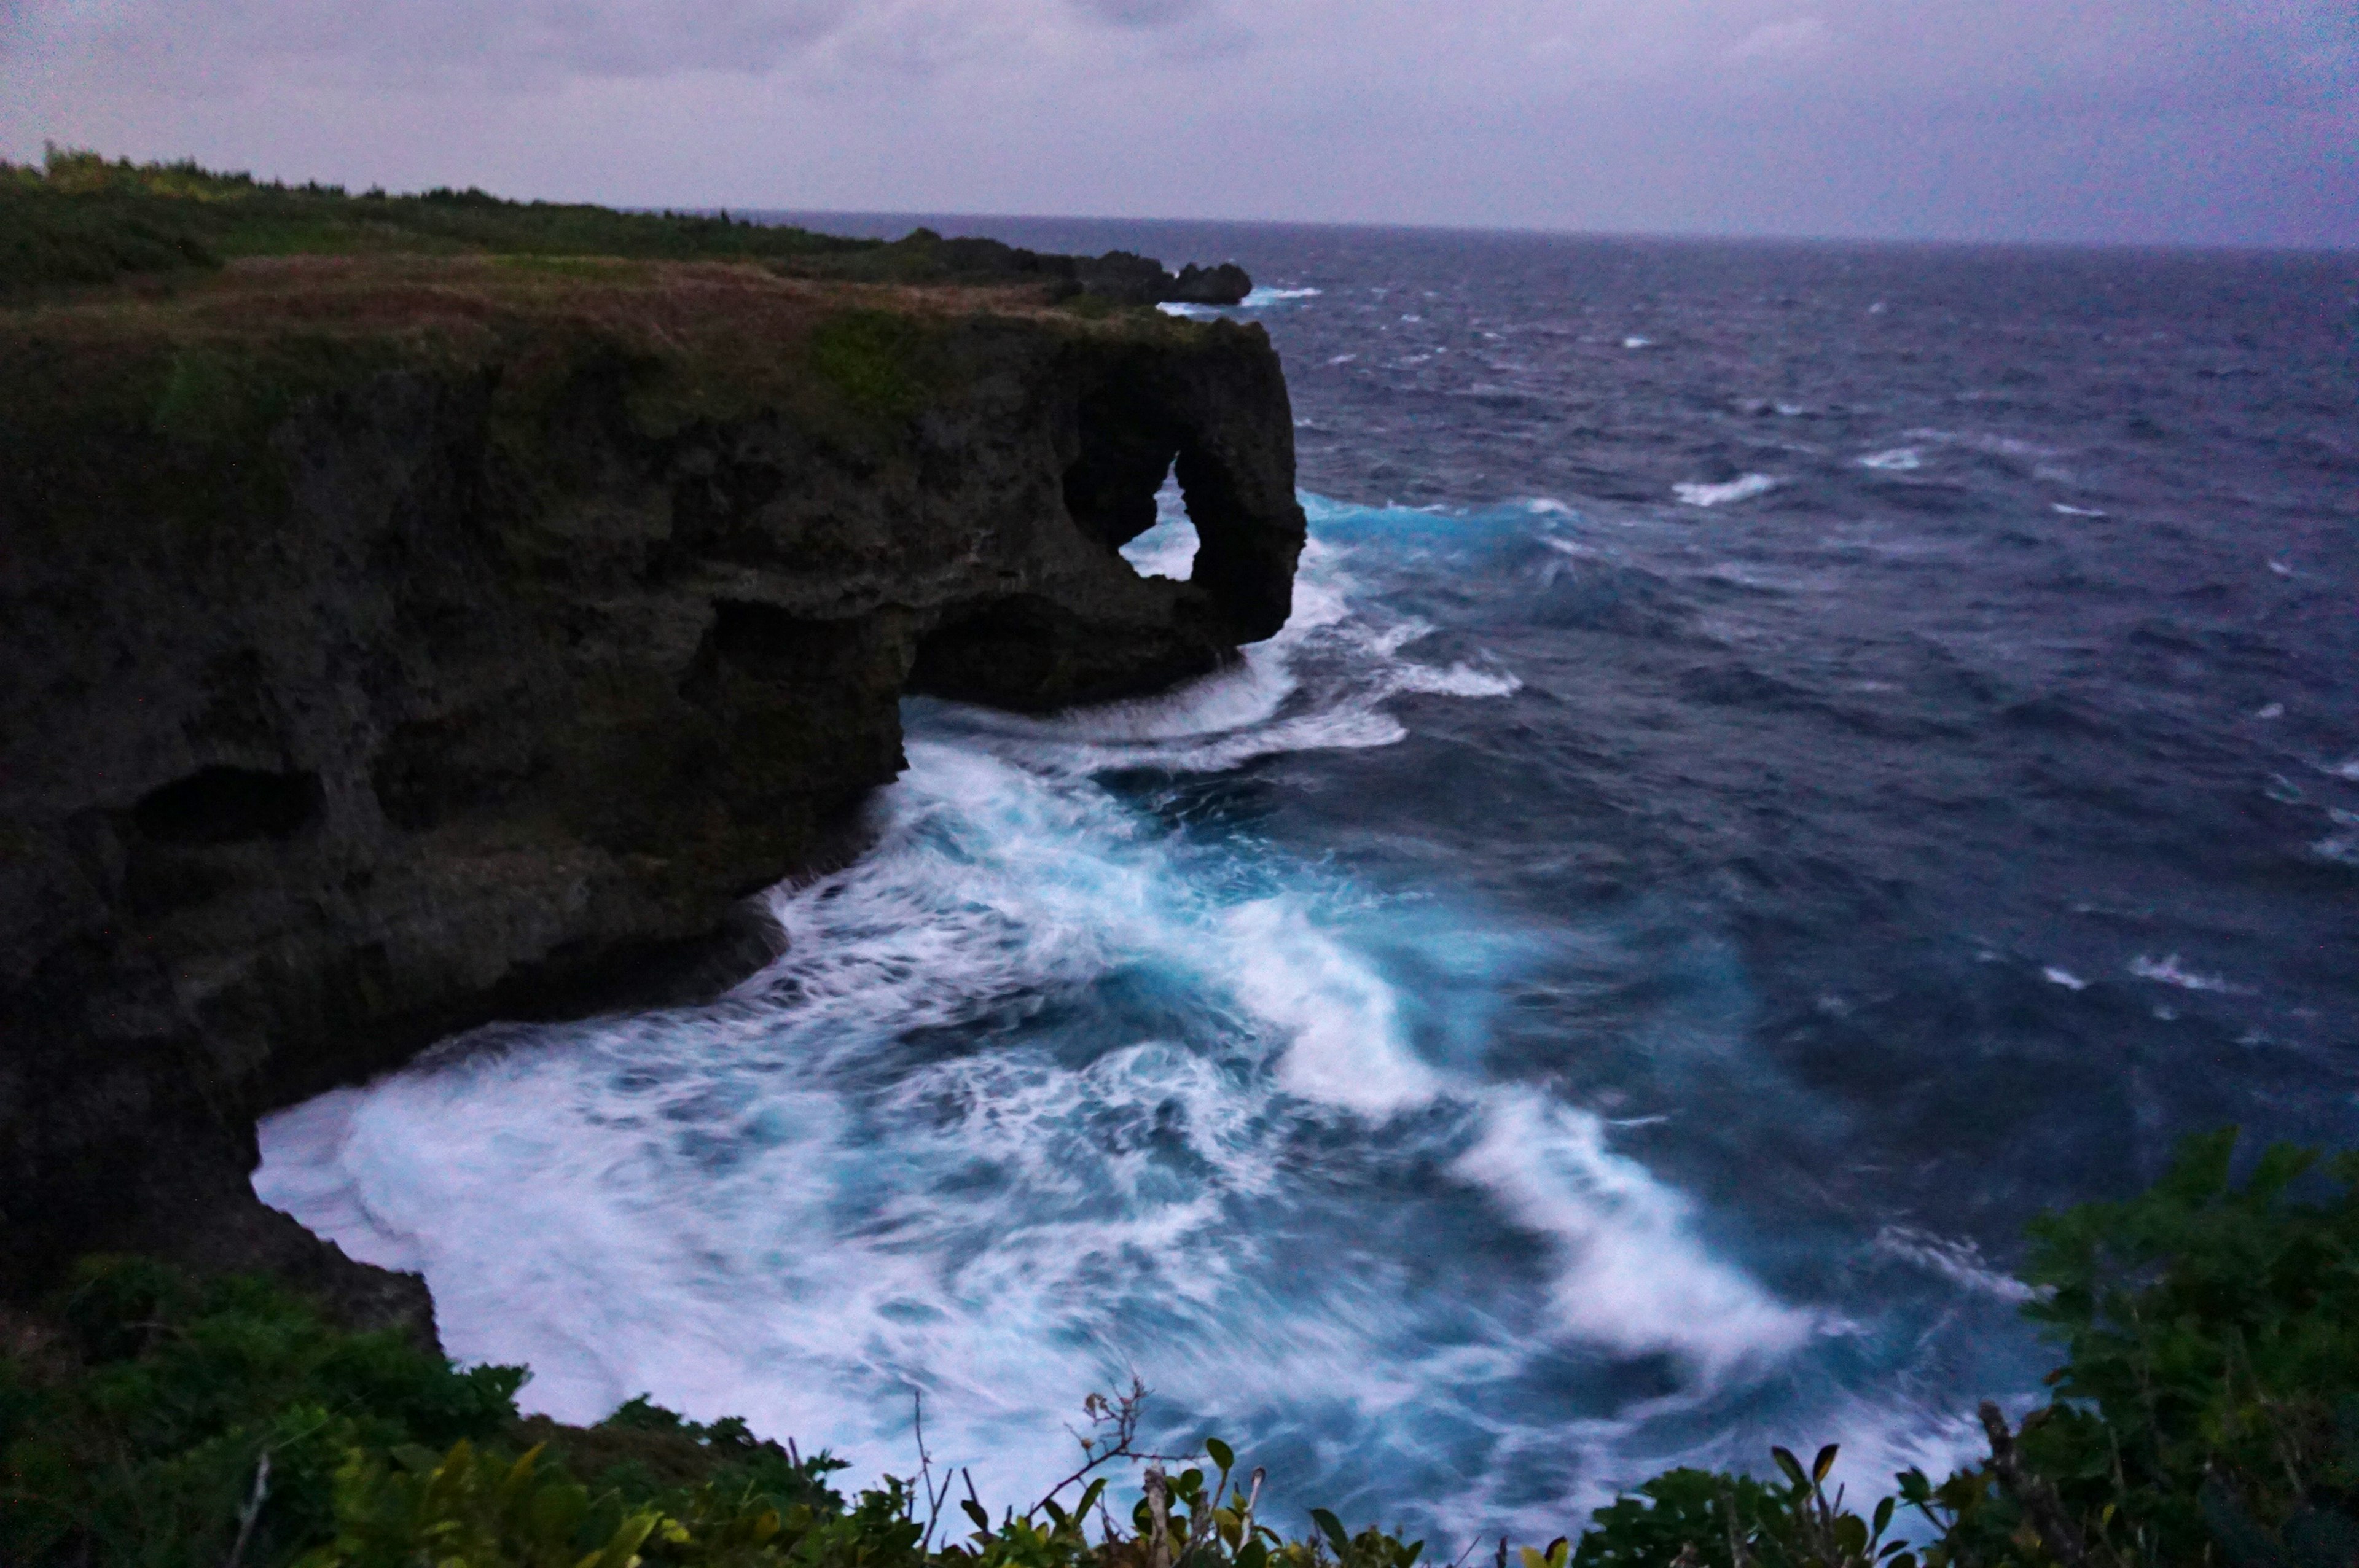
[1455,1094,1821,1376]
[2329,758,2359,782]
[1221,897,1439,1117]
[1623,335,1653,349]
[1675,474,1779,507]
[1860,448,1923,472]
[2052,504,2107,517]
[1395,662,1522,698]
[1903,428,2059,460]
[2127,953,2247,994]
[2042,967,2088,991]
[249,491,1913,1535]
[257,725,1814,1520]
[1874,1227,2037,1305]
[964,517,1516,776]
[1119,533,1198,588]
[1157,287,1318,321]
[268,747,1305,1453]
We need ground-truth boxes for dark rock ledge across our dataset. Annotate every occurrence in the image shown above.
[0,257,1305,1340]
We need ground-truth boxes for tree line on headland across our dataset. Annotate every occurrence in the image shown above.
[0,147,1249,305]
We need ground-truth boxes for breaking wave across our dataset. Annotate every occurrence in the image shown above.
[1675,474,1780,507]
[254,493,1984,1535]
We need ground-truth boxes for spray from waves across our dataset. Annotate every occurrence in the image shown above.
[254,492,1968,1537]
[2126,953,2249,994]
[931,493,1517,778]
[1858,448,1923,472]
[259,741,1817,1529]
[1454,1095,1817,1376]
[1159,286,1323,321]
[1872,1228,2037,1306]
[1674,474,1780,508]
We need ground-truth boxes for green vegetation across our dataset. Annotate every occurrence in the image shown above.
[1571,1129,2359,1567]
[4,1131,2352,1566]
[0,1258,524,1564]
[0,147,1082,295]
[807,310,945,421]
[0,1257,853,1566]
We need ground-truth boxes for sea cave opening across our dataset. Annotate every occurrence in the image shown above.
[1119,467,1201,582]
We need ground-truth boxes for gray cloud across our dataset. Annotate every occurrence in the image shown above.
[2,0,2350,245]
[1069,0,1207,28]
[8,0,860,84]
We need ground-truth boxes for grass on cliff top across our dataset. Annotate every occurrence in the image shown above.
[0,147,1237,480]
[5,1130,2357,1567]
[0,146,1103,298]
[0,147,1212,450]
[0,248,1206,540]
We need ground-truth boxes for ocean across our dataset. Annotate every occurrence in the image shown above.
[256,222,2359,1540]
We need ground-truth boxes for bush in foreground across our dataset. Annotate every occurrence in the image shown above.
[1573,1129,2359,1567]
[3,1129,2352,1566]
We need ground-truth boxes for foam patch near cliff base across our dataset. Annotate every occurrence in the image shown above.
[259,733,1817,1529]
[253,490,1951,1539]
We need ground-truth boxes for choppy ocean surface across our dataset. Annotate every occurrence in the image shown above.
[259,224,2359,1539]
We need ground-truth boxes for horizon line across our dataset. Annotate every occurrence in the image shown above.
[716,206,2359,260]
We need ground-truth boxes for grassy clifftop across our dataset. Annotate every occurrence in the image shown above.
[0,243,1231,582]
[0,243,1194,433]
[0,147,1230,458]
[1,146,1129,296]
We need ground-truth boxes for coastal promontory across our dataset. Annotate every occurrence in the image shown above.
[0,169,1305,1327]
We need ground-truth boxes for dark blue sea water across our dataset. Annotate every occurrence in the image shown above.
[259,224,2359,1541]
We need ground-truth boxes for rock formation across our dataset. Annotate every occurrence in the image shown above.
[1072,251,1254,308]
[1169,263,1256,306]
[0,256,1305,1329]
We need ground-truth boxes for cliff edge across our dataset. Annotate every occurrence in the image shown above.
[0,253,1305,1326]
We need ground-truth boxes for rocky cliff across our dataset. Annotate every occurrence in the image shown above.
[0,255,1305,1326]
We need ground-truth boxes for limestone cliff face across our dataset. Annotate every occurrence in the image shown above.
[0,257,1305,1314]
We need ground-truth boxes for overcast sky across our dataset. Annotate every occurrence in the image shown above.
[4,0,2352,246]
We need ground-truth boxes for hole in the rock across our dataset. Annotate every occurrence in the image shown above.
[1062,389,1192,575]
[134,765,323,844]
[1119,470,1200,582]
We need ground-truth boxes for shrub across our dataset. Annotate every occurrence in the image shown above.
[807,310,937,419]
[2,1257,526,1566]
[0,184,222,290]
[5,1131,2351,1567]
[1571,1131,2359,1567]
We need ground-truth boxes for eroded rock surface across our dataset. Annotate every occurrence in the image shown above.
[0,257,1304,1317]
